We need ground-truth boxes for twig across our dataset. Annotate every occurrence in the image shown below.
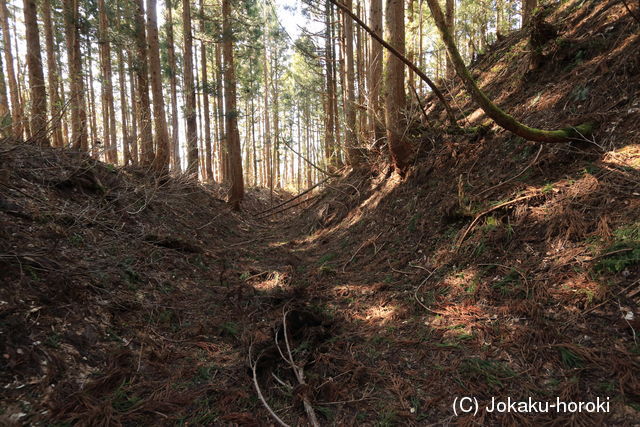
[317,386,375,405]
[476,145,543,197]
[583,278,640,315]
[455,193,538,249]
[255,176,332,216]
[342,232,383,272]
[282,309,321,427]
[272,372,293,390]
[414,267,439,313]
[622,0,640,25]
[249,344,290,427]
[279,137,338,178]
[588,247,634,262]
[256,195,319,219]
[410,83,432,128]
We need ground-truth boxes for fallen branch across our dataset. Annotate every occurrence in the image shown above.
[249,344,290,427]
[425,0,595,142]
[281,309,320,427]
[255,195,319,220]
[255,176,332,216]
[342,232,383,272]
[414,267,440,313]
[327,0,460,129]
[279,137,337,178]
[455,193,538,250]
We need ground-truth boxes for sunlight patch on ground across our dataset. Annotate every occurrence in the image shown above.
[466,108,486,124]
[355,304,398,325]
[299,173,402,246]
[250,271,288,291]
[603,144,640,170]
[357,174,402,213]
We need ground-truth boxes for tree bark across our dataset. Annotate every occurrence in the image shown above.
[324,1,338,169]
[200,0,212,180]
[384,0,413,171]
[62,0,88,150]
[262,16,272,192]
[23,0,48,145]
[272,55,280,189]
[425,0,594,142]
[0,31,9,138]
[127,50,139,164]
[445,0,455,79]
[222,0,243,209]
[343,0,361,166]
[117,49,131,165]
[0,0,22,139]
[165,0,181,172]
[41,0,63,147]
[183,0,199,175]
[367,0,383,147]
[147,0,170,171]
[98,0,117,162]
[84,39,98,154]
[215,42,226,181]
[356,0,366,145]
[133,0,154,164]
[522,0,537,27]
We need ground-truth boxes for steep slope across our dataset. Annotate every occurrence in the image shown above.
[0,143,297,425]
[263,0,640,424]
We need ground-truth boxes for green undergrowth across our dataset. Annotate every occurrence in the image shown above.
[595,222,640,274]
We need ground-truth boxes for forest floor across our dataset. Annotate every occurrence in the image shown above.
[2,0,640,425]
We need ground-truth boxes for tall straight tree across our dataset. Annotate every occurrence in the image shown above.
[98,0,117,162]
[41,0,63,147]
[127,50,140,164]
[384,0,413,171]
[522,0,537,27]
[355,0,366,145]
[445,0,455,79]
[324,1,337,169]
[133,0,154,164]
[215,42,225,181]
[165,0,181,172]
[261,8,272,191]
[367,0,383,147]
[343,0,360,166]
[84,37,98,153]
[147,0,170,171]
[63,0,88,150]
[222,0,243,209]
[117,50,131,165]
[23,0,48,145]
[0,33,9,137]
[183,0,199,174]
[200,0,212,180]
[271,52,281,188]
[0,0,21,139]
